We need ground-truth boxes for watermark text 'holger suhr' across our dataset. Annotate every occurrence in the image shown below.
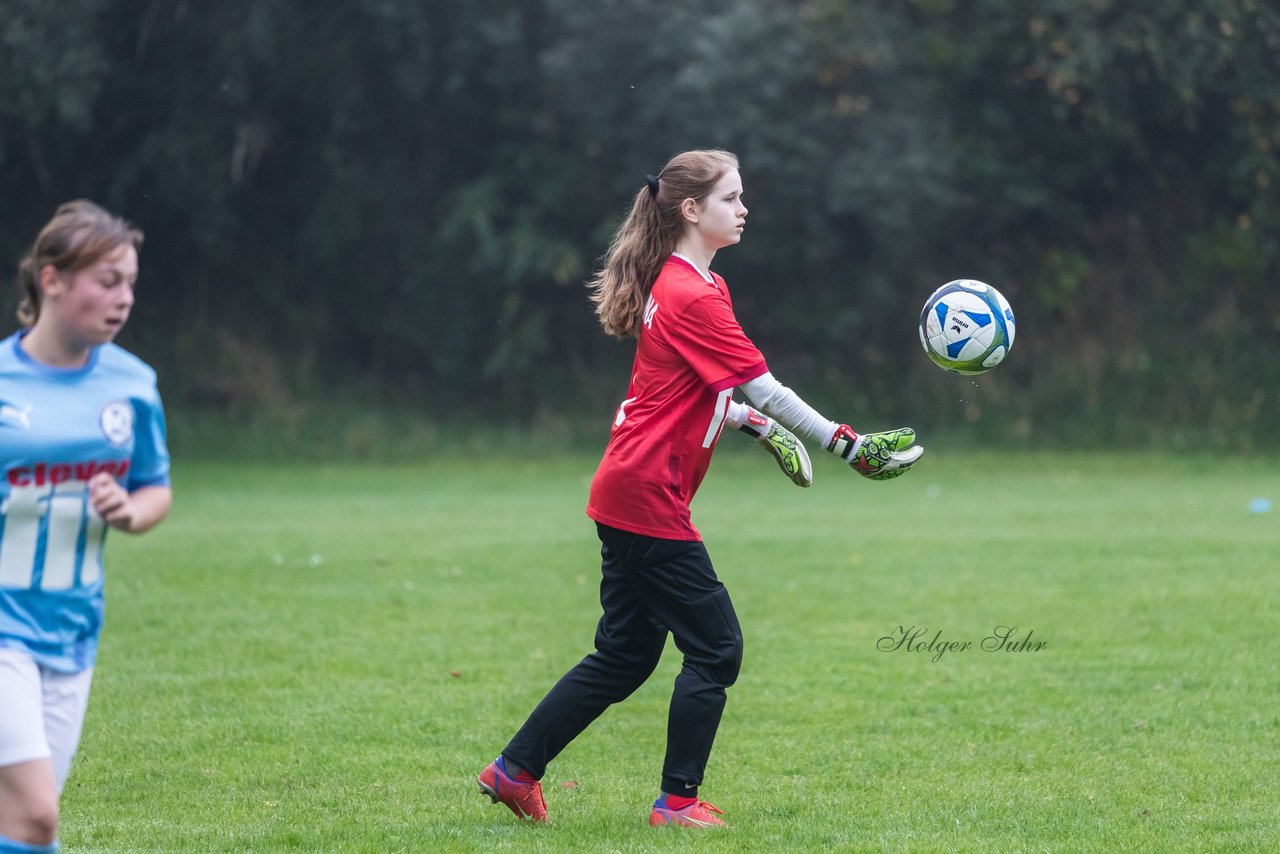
[877,625,1047,663]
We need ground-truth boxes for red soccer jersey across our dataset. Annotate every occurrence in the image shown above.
[587,255,768,540]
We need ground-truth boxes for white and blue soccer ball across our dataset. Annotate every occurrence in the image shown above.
[918,279,1016,375]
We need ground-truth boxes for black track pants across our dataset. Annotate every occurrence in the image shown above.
[503,523,744,793]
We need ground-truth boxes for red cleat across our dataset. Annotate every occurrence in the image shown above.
[649,795,729,828]
[477,757,548,823]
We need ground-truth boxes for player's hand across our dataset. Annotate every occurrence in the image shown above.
[739,407,812,487]
[827,424,923,481]
[89,472,135,531]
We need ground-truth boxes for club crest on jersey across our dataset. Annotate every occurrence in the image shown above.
[100,400,134,446]
[0,399,32,429]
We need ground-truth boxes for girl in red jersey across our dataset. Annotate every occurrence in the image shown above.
[477,149,922,828]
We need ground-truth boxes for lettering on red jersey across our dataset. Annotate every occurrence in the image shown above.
[701,389,733,448]
[643,296,660,330]
[615,396,637,427]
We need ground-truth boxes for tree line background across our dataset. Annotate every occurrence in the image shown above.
[2,0,1277,454]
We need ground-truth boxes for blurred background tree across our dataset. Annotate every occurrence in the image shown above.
[1,0,1276,453]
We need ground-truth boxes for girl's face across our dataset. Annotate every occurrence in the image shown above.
[41,243,138,349]
[689,169,748,250]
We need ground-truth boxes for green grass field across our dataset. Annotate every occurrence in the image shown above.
[61,450,1279,852]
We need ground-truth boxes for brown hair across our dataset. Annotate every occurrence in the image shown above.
[16,199,144,326]
[587,149,739,338]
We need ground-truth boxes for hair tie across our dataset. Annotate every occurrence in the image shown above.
[644,174,660,196]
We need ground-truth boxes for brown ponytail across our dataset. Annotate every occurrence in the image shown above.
[16,257,40,327]
[587,150,738,338]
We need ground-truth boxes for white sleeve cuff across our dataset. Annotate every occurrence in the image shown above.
[738,372,839,447]
[723,399,749,430]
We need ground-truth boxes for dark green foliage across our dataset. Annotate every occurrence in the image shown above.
[1,0,1275,445]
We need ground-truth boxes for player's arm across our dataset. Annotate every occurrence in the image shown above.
[724,400,812,487]
[88,473,172,533]
[667,296,811,487]
[739,373,924,481]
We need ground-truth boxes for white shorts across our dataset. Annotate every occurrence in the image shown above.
[0,647,94,792]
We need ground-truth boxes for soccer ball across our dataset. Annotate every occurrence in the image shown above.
[918,279,1016,375]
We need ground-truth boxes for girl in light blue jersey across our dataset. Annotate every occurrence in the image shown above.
[0,201,172,853]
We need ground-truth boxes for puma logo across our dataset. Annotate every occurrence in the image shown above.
[0,402,31,429]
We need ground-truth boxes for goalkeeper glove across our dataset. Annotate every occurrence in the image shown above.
[738,407,813,488]
[827,424,923,481]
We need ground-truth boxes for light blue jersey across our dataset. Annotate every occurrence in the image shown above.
[0,331,170,673]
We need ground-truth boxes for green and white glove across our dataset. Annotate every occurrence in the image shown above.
[827,424,923,481]
[738,407,813,488]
